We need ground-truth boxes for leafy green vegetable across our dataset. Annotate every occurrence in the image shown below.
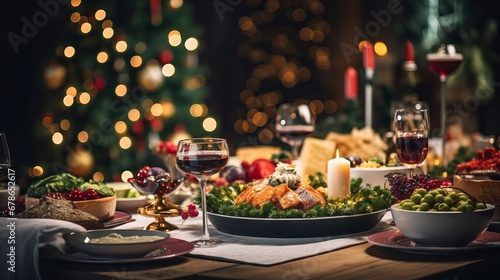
[80,181,115,197]
[204,176,395,218]
[27,173,114,198]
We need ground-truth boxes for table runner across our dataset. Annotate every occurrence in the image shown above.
[116,212,396,266]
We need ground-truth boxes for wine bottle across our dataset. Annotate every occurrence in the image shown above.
[398,41,421,103]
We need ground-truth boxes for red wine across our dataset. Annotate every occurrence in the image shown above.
[176,153,228,177]
[396,136,428,165]
[427,55,462,77]
[276,125,315,146]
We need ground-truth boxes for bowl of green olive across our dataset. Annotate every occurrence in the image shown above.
[391,188,495,247]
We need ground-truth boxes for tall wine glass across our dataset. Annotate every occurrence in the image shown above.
[393,109,430,178]
[176,138,229,247]
[275,103,315,160]
[426,44,463,166]
[0,132,11,184]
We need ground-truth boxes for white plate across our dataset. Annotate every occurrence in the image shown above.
[367,229,500,254]
[53,237,194,263]
[64,229,170,258]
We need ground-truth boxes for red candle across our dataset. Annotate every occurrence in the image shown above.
[344,67,358,99]
[362,42,375,70]
[405,40,415,63]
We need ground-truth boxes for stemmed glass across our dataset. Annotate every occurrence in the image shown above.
[393,109,430,178]
[275,103,315,160]
[0,132,11,183]
[176,138,229,247]
[426,44,463,165]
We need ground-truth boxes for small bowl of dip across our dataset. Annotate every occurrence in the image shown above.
[64,229,170,258]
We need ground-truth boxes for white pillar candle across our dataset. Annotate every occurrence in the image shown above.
[327,150,351,199]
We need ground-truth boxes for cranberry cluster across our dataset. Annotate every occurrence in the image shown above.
[456,147,500,173]
[155,140,177,155]
[180,203,199,220]
[386,173,451,201]
[46,189,99,201]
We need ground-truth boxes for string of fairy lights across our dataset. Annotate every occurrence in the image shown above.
[233,0,388,144]
[29,0,212,181]
[29,0,391,182]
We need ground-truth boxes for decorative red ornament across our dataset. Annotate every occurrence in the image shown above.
[150,117,164,132]
[159,50,174,64]
[344,67,358,100]
[131,121,144,134]
[93,76,106,91]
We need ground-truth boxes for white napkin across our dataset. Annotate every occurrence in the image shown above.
[0,217,86,280]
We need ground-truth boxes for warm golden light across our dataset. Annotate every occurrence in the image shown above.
[161,101,175,118]
[170,0,183,9]
[119,136,132,149]
[33,166,44,177]
[49,124,59,134]
[102,27,114,39]
[52,132,63,145]
[121,170,133,182]
[184,38,198,51]
[115,84,127,96]
[64,46,75,58]
[97,51,108,63]
[78,131,89,143]
[66,87,77,97]
[374,42,388,56]
[63,95,74,107]
[190,104,204,117]
[203,117,217,132]
[168,30,182,47]
[358,40,369,52]
[130,55,142,68]
[162,63,175,77]
[93,172,104,182]
[115,40,128,52]
[95,9,106,21]
[150,103,163,117]
[60,119,70,131]
[70,12,81,23]
[115,121,127,134]
[102,19,113,28]
[79,92,91,104]
[81,22,91,34]
[71,0,81,7]
[128,109,140,121]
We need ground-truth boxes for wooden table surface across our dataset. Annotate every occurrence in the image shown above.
[40,240,500,279]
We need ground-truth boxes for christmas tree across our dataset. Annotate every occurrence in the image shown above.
[33,0,215,182]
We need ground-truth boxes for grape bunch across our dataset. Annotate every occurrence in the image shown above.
[181,203,199,221]
[385,173,451,201]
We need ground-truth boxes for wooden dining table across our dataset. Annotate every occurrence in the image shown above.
[38,212,500,280]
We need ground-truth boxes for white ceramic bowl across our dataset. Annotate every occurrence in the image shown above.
[0,185,20,209]
[350,165,425,189]
[64,229,170,258]
[106,182,148,211]
[391,203,495,247]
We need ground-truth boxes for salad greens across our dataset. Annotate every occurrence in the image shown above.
[27,173,114,198]
[204,174,395,218]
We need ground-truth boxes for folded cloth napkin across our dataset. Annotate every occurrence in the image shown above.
[0,217,86,280]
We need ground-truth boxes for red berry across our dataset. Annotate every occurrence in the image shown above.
[83,189,99,200]
[187,204,197,211]
[67,189,84,201]
[181,212,189,219]
[189,209,199,217]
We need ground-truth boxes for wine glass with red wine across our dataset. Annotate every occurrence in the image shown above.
[426,44,462,166]
[176,138,229,247]
[275,103,315,160]
[393,108,430,178]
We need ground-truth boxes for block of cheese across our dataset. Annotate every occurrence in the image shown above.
[299,137,336,181]
[236,146,281,163]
